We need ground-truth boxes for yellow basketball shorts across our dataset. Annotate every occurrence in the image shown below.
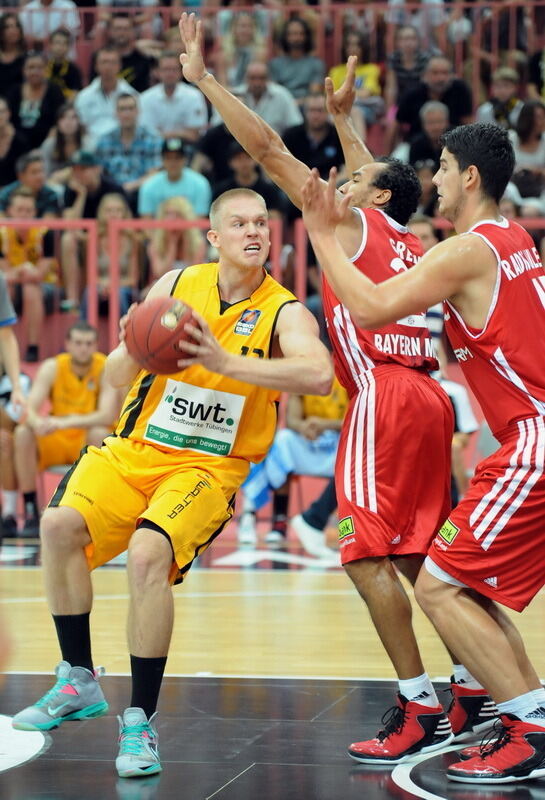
[49,436,249,583]
[38,430,86,470]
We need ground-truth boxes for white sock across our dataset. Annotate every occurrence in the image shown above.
[242,495,255,514]
[2,490,18,517]
[497,691,545,727]
[452,664,484,690]
[532,687,545,707]
[398,673,438,707]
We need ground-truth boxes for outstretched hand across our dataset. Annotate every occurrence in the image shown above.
[178,12,208,84]
[302,168,353,235]
[325,55,357,116]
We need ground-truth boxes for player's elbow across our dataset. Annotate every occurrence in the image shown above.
[351,301,387,331]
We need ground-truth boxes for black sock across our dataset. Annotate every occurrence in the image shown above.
[130,655,167,719]
[23,491,38,518]
[52,613,93,671]
[303,478,337,530]
[272,492,289,531]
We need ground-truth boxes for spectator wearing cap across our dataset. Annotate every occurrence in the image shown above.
[138,138,212,219]
[19,0,80,52]
[75,47,138,140]
[476,67,524,130]
[0,151,61,218]
[139,51,208,143]
[95,93,162,213]
[60,150,126,311]
[212,143,286,219]
[408,101,450,173]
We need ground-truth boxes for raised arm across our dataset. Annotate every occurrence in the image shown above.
[178,13,313,211]
[325,55,374,175]
[301,168,496,329]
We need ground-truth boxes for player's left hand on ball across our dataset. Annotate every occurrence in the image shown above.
[177,310,228,373]
[119,303,138,343]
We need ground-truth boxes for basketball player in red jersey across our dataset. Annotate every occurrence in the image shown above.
[178,14,497,763]
[301,123,545,783]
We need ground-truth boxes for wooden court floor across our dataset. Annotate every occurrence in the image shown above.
[1,528,545,799]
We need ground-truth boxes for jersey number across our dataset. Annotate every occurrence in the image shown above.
[240,346,265,359]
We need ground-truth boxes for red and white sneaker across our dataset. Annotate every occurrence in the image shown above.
[348,693,453,764]
[448,713,545,783]
[447,678,498,742]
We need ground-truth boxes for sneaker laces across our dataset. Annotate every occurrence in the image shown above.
[35,678,70,708]
[377,704,406,742]
[478,717,511,759]
[119,723,153,755]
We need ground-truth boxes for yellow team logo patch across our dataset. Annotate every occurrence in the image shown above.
[438,519,460,545]
[338,516,355,540]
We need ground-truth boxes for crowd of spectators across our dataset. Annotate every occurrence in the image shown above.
[0,1,544,365]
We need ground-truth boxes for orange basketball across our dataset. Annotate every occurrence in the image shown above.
[124,297,196,375]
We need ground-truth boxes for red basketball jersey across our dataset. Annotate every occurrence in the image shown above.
[322,208,438,396]
[444,217,545,438]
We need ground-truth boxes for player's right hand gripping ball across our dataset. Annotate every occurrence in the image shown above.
[125,296,196,374]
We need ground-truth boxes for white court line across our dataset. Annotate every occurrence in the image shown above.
[1,588,354,605]
[391,744,462,800]
[205,763,256,799]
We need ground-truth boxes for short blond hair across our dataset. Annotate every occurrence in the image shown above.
[209,188,267,230]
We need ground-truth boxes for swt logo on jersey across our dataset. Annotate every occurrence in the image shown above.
[235,309,261,335]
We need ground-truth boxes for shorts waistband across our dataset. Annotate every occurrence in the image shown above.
[347,364,431,398]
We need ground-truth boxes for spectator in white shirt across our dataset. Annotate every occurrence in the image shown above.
[19,0,80,52]
[232,61,303,137]
[74,47,138,140]
[139,51,208,143]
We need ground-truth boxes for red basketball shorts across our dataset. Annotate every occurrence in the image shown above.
[428,416,545,611]
[336,365,453,565]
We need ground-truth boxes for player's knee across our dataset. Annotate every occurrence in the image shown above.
[14,422,34,446]
[40,507,89,553]
[127,534,171,591]
[414,567,447,616]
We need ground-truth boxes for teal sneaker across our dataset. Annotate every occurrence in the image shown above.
[116,708,162,778]
[12,660,109,731]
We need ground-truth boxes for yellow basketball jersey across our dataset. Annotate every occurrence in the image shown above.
[115,263,297,463]
[0,226,57,283]
[302,376,348,421]
[51,352,107,436]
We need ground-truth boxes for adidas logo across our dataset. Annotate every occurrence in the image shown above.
[527,707,545,720]
[411,691,430,701]
[391,534,401,544]
[484,576,498,588]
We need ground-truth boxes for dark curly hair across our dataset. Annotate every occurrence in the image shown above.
[279,17,314,55]
[371,158,422,226]
[441,122,515,203]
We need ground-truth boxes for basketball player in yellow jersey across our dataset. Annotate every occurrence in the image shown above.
[12,187,333,779]
[12,321,122,538]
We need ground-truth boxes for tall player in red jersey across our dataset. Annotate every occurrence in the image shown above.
[178,14,491,763]
[301,122,545,785]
